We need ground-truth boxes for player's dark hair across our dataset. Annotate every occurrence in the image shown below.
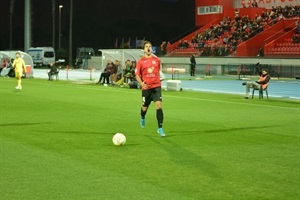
[142,40,152,49]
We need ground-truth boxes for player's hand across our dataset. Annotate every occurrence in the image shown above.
[141,82,148,89]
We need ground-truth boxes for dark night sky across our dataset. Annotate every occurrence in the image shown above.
[0,0,195,51]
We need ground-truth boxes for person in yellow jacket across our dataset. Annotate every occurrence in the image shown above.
[12,52,26,90]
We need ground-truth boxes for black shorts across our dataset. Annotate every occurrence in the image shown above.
[141,87,162,107]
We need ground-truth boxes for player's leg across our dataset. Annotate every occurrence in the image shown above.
[155,101,165,137]
[243,81,254,98]
[252,82,260,90]
[245,81,259,98]
[153,87,165,137]
[140,90,151,128]
[154,100,164,127]
[140,106,147,128]
[15,71,22,89]
[18,77,22,89]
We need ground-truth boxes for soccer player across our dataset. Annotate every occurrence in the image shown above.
[12,52,26,90]
[135,41,165,137]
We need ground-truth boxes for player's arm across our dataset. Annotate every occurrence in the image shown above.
[135,62,148,89]
[135,74,148,89]
[159,71,165,81]
[255,62,262,76]
[135,75,143,86]
[12,60,16,69]
[159,62,165,81]
[22,60,27,73]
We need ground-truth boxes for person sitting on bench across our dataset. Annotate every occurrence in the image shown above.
[242,63,270,99]
[48,63,59,80]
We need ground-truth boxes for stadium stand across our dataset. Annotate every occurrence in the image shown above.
[166,5,300,58]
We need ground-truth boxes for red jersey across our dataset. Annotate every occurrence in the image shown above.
[136,56,161,90]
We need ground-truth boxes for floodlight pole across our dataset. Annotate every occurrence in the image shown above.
[59,5,63,49]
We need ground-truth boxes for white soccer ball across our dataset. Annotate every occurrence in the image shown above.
[112,133,126,146]
[103,83,108,87]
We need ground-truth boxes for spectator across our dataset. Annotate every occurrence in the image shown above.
[74,58,82,68]
[129,61,137,83]
[128,61,139,88]
[110,59,119,85]
[1,58,13,77]
[115,60,123,81]
[190,54,196,76]
[292,34,300,43]
[235,9,241,22]
[257,48,264,57]
[96,59,113,85]
[178,40,184,49]
[160,41,167,55]
[47,63,59,80]
[296,20,300,34]
[116,60,137,87]
[191,36,198,46]
[252,0,258,8]
[242,63,270,99]
[123,59,134,83]
[182,40,189,48]
[1,59,7,73]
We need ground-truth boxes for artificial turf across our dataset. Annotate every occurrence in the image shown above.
[0,77,299,200]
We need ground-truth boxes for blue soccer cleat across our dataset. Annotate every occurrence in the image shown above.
[157,128,166,137]
[140,118,145,128]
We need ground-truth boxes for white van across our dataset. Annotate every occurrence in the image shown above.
[27,47,55,66]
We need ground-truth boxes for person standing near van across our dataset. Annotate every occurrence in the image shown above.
[12,52,26,90]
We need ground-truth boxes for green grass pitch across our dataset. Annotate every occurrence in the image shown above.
[0,78,299,200]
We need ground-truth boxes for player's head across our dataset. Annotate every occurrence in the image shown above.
[262,69,268,75]
[15,52,21,58]
[142,40,152,56]
[131,60,136,67]
[107,59,113,65]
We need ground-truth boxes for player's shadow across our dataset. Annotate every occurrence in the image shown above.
[0,122,51,126]
[146,135,222,179]
[167,125,277,137]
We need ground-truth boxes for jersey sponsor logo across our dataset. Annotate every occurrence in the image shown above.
[146,74,156,78]
[147,67,154,74]
[146,66,156,78]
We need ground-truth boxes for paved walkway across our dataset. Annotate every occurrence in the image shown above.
[32,69,300,100]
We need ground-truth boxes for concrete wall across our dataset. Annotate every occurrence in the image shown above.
[160,56,300,76]
[88,51,300,76]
